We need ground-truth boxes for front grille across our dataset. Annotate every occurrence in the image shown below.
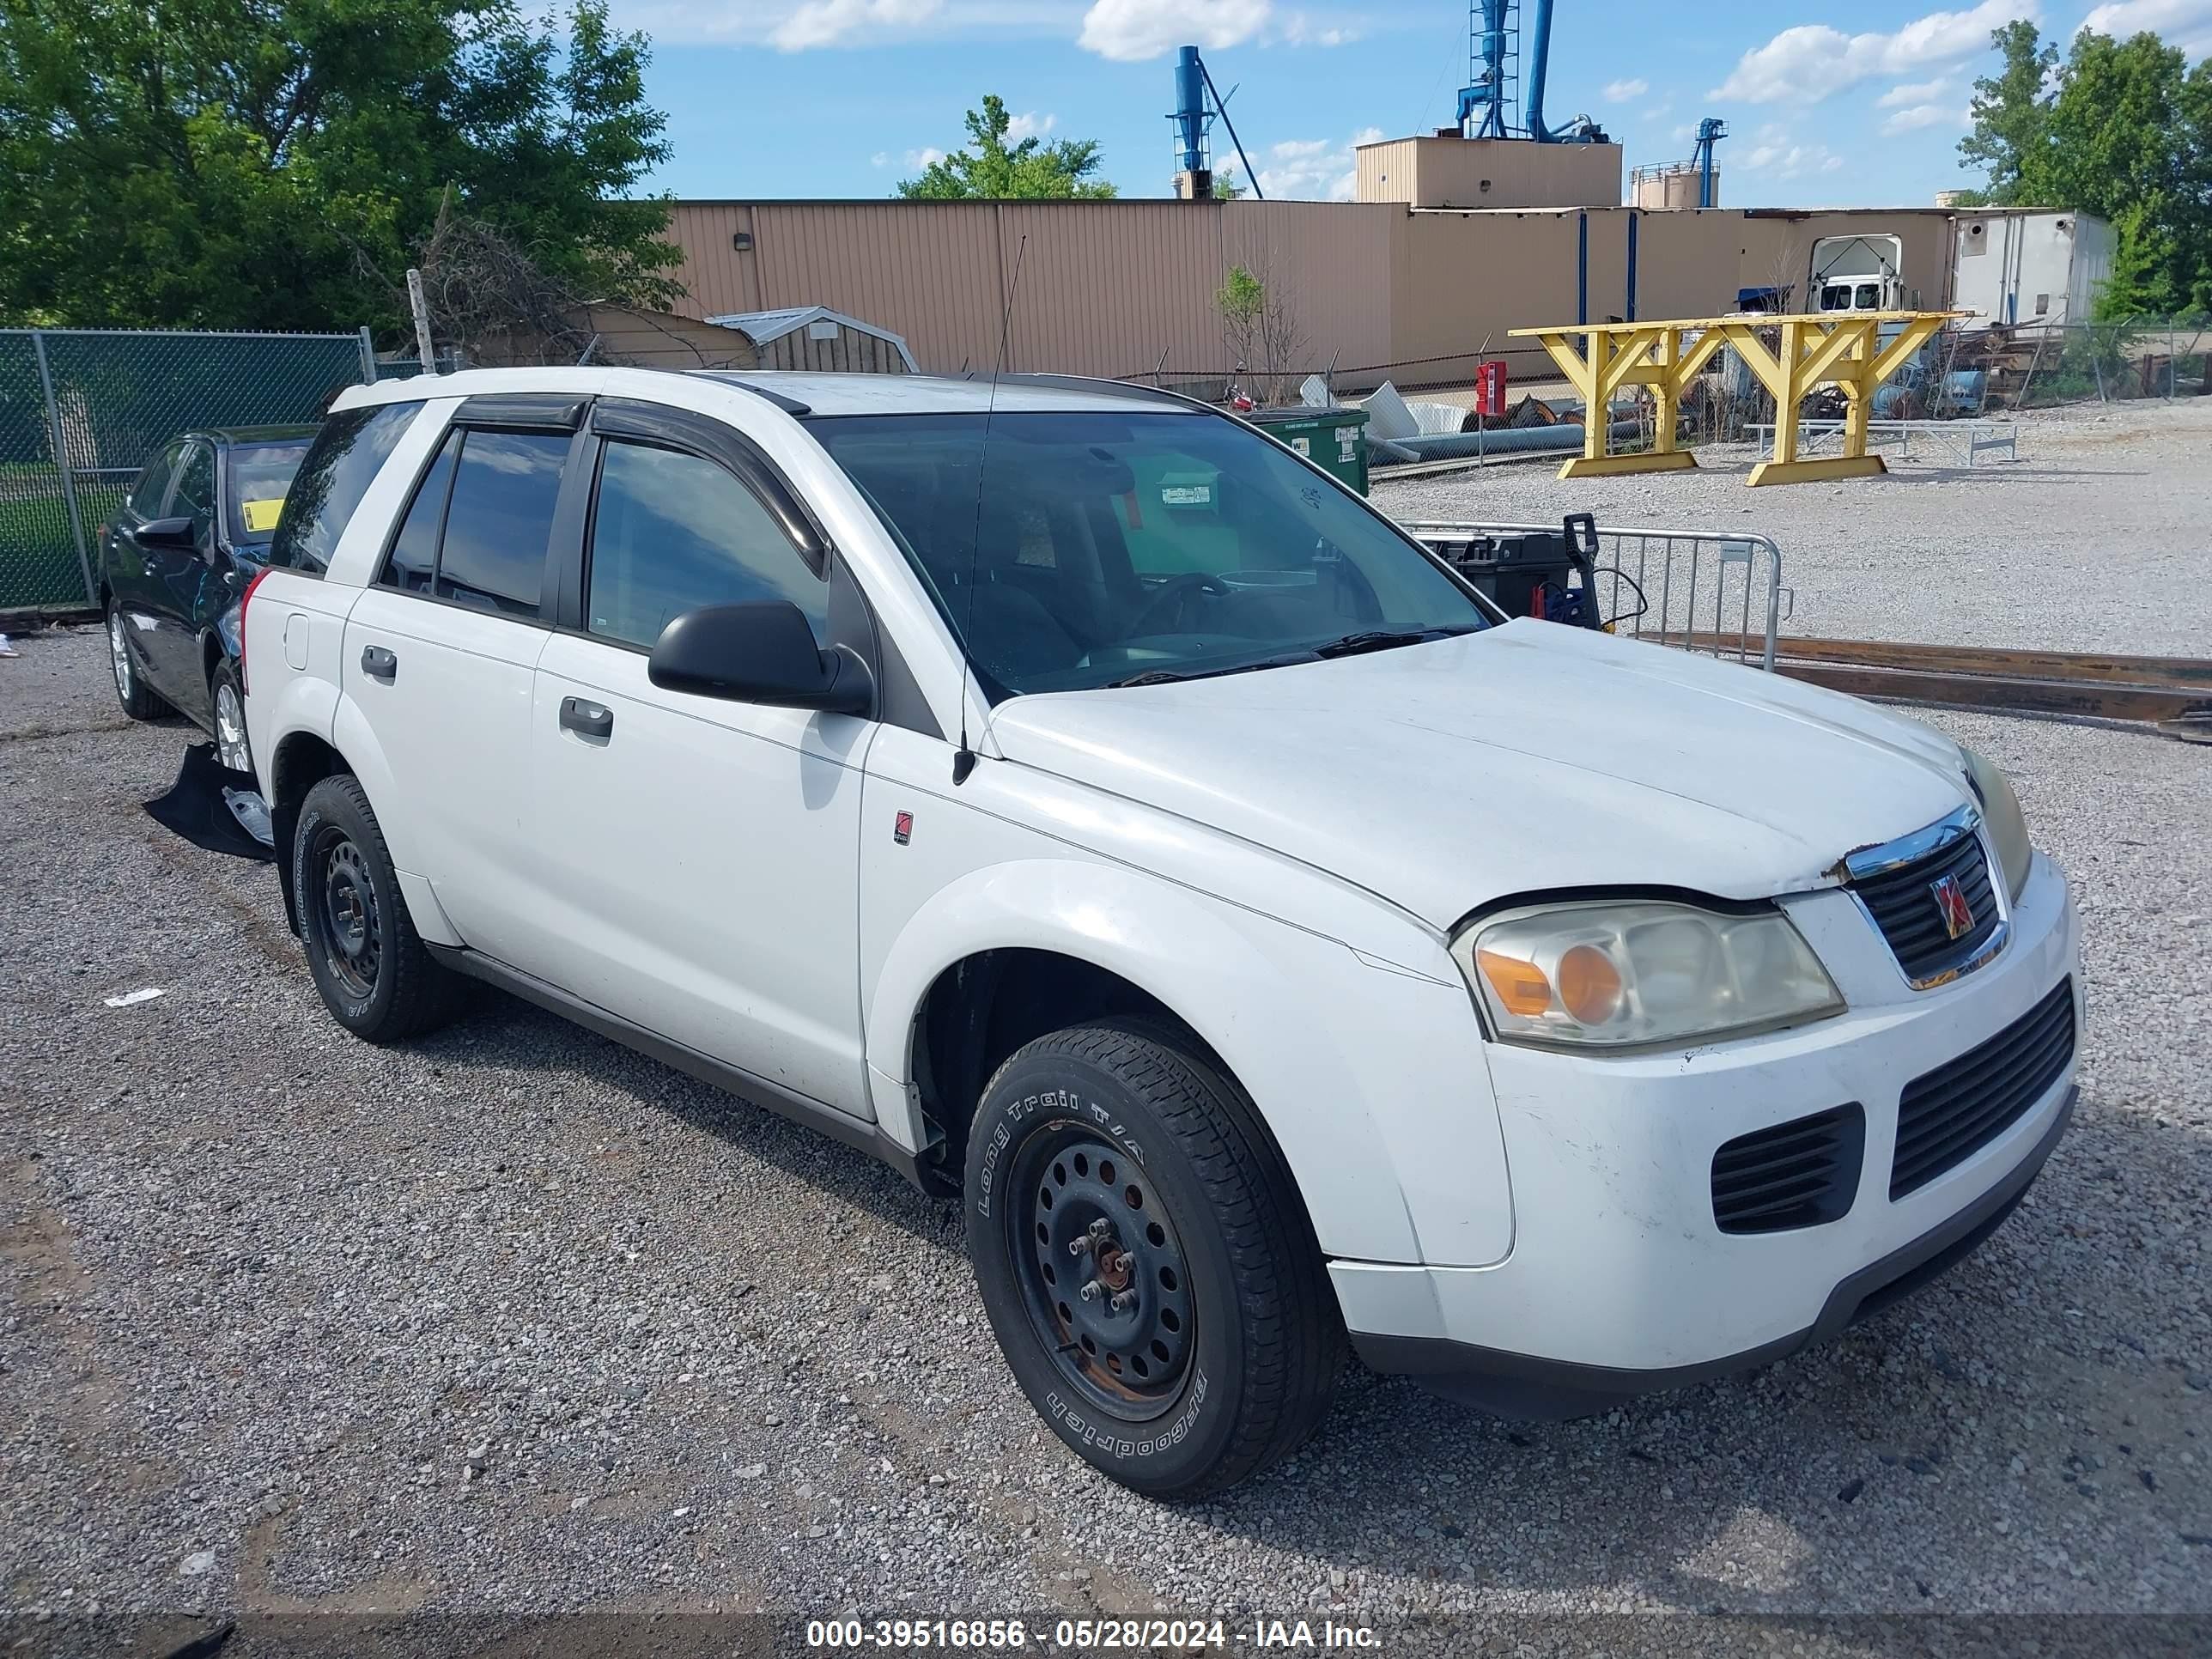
[1891,979,2075,1200]
[1852,824,2001,984]
[1712,1104,1865,1234]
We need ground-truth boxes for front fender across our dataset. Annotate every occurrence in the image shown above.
[865,859,1514,1267]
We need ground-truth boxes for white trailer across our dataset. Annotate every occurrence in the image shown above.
[1950,209,2112,329]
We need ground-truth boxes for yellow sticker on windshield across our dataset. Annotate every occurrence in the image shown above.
[241,497,285,533]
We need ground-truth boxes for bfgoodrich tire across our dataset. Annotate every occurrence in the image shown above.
[965,1021,1344,1499]
[293,775,465,1042]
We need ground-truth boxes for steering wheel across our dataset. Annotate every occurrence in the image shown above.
[1127,572,1231,636]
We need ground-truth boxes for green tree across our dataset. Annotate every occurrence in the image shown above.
[896,96,1116,200]
[1959,23,2212,319]
[0,0,678,334]
[1957,19,2057,206]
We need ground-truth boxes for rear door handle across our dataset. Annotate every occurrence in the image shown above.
[559,696,613,741]
[360,645,397,683]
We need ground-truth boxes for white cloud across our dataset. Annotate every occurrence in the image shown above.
[1601,77,1649,102]
[769,0,941,50]
[1881,101,1964,131]
[1713,0,2037,104]
[1878,76,1952,106]
[1279,10,1360,46]
[904,146,947,167]
[1004,110,1058,142]
[1079,0,1270,61]
[870,150,891,167]
[1739,124,1847,179]
[1221,127,1376,198]
[2080,0,2212,53]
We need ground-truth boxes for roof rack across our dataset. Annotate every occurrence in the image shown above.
[995,373,1200,411]
[686,371,812,416]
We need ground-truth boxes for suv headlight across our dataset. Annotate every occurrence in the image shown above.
[1452,899,1844,1050]
[1960,743,2031,901]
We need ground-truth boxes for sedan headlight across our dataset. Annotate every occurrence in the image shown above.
[1452,900,1844,1050]
[1960,743,2032,902]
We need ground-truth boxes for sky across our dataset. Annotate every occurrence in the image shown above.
[612,0,2212,207]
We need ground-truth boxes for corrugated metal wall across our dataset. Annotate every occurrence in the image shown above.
[666,200,1395,383]
[665,199,1957,392]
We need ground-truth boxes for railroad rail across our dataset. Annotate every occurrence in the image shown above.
[1685,635,2212,744]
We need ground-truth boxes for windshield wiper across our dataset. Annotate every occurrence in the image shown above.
[1309,628,1452,659]
[1107,653,1314,689]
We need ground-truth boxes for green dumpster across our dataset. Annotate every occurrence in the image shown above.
[1243,406,1370,496]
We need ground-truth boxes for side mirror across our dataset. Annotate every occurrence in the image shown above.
[647,600,872,715]
[135,515,197,550]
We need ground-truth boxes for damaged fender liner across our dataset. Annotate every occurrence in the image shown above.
[1351,1085,2075,1419]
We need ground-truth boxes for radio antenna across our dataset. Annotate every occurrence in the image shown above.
[953,233,1027,785]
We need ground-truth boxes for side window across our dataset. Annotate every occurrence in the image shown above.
[173,443,216,524]
[586,440,829,649]
[379,429,459,593]
[270,401,422,578]
[434,429,567,618]
[126,446,182,518]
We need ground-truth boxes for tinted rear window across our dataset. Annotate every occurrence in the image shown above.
[269,402,422,577]
[226,441,312,543]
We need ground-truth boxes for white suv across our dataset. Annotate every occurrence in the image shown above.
[243,368,2081,1498]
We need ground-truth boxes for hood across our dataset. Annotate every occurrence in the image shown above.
[986,621,1969,930]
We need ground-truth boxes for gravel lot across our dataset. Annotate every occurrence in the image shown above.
[1375,396,2212,657]
[3,404,2209,1648]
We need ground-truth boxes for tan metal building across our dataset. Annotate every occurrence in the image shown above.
[1355,137,1624,210]
[659,198,1955,393]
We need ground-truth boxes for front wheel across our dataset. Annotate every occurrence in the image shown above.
[107,600,168,720]
[965,1021,1344,1499]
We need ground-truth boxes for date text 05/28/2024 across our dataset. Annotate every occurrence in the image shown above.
[805,1618,1382,1650]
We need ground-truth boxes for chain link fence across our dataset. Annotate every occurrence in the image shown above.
[0,327,373,614]
[1929,318,2212,412]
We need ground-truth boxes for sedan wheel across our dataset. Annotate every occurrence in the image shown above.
[212,667,252,775]
[106,600,167,720]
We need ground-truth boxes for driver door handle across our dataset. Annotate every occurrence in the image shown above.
[559,696,613,741]
[360,645,397,683]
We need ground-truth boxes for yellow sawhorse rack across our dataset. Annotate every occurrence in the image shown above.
[1508,311,1960,486]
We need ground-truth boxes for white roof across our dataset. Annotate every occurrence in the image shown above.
[334,364,1194,418]
[703,305,920,371]
[692,371,1198,416]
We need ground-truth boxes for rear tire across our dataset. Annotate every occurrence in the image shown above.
[210,659,252,775]
[965,1019,1344,1500]
[107,600,168,720]
[293,775,465,1042]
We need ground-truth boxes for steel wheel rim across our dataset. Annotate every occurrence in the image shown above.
[109,614,131,699]
[215,682,250,773]
[314,829,380,1000]
[1008,1124,1194,1422]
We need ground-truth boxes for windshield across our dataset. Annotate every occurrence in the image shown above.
[808,410,1487,696]
[226,441,311,544]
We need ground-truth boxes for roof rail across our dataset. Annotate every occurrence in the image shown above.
[686,371,812,416]
[996,373,1205,411]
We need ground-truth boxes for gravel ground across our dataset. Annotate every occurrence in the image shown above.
[1374,397,2212,658]
[3,411,2209,1647]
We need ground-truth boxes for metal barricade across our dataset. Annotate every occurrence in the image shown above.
[1747,419,2019,466]
[1395,519,1787,671]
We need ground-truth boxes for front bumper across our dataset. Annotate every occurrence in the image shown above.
[1334,848,2081,1415]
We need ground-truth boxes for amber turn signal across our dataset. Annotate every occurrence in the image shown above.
[1476,948,1552,1017]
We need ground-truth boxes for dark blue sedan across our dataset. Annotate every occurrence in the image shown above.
[99,426,314,774]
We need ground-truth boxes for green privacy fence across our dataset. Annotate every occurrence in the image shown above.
[0,327,374,612]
